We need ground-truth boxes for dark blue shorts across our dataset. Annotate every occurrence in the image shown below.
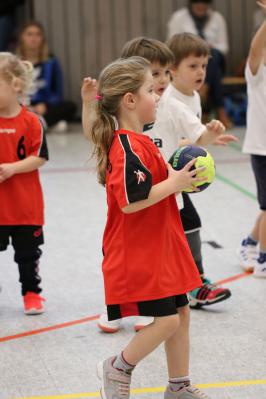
[251,155,266,210]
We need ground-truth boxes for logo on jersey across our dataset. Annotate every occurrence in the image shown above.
[152,138,163,148]
[134,170,146,184]
[0,129,16,134]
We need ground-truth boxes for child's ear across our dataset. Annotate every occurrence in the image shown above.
[123,92,136,110]
[12,78,23,93]
[170,66,178,79]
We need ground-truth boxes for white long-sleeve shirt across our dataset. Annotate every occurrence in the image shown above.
[167,7,229,55]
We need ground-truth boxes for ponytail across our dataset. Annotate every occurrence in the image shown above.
[87,57,150,186]
[90,101,115,185]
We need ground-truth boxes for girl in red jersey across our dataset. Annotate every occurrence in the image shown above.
[0,52,48,314]
[84,56,210,399]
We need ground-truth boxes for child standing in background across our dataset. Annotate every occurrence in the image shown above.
[0,52,48,314]
[84,56,211,399]
[238,1,266,277]
[123,36,233,309]
[151,33,237,308]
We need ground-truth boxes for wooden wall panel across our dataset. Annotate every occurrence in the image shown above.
[32,0,258,107]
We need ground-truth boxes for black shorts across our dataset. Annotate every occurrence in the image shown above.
[251,155,266,210]
[180,193,201,232]
[0,226,44,251]
[107,294,189,321]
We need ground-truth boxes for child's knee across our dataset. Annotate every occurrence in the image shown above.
[155,314,180,336]
[178,305,190,326]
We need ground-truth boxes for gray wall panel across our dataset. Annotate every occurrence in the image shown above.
[32,0,257,107]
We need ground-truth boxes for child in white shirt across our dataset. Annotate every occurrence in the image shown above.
[151,32,237,307]
[238,2,266,278]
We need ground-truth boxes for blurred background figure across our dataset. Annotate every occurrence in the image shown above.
[16,21,76,132]
[0,0,25,51]
[253,3,265,33]
[167,0,232,128]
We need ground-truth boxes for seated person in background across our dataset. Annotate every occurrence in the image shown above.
[16,21,76,132]
[167,0,232,128]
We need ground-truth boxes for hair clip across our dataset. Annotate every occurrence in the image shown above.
[95,94,103,100]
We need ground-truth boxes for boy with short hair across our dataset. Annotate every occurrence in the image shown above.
[151,32,237,308]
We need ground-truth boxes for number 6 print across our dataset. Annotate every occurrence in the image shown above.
[17,136,26,159]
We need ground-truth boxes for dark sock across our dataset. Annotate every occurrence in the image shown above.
[259,251,266,263]
[244,235,258,246]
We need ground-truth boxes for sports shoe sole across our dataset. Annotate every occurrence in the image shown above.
[236,248,257,272]
[189,290,231,309]
[96,360,107,399]
[24,308,45,315]
[97,322,120,333]
[240,264,255,273]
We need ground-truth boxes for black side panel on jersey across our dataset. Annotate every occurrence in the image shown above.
[38,118,49,160]
[119,134,152,204]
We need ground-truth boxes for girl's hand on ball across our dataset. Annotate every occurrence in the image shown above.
[167,159,207,193]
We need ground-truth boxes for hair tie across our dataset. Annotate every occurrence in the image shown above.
[95,94,103,100]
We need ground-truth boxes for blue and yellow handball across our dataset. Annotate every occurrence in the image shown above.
[169,145,215,193]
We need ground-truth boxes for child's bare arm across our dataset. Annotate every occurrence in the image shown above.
[122,160,206,214]
[81,77,97,138]
[0,156,45,183]
[195,119,238,146]
[249,2,266,75]
[196,119,225,146]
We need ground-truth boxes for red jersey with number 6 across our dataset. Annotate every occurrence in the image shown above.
[102,129,201,305]
[0,106,48,225]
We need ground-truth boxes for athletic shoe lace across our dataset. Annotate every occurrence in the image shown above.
[187,385,210,399]
[109,372,130,397]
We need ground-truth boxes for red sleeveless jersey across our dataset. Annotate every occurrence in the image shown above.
[102,129,201,305]
[0,107,48,225]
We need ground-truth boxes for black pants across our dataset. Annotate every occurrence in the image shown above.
[44,101,77,127]
[206,48,226,109]
[180,193,204,276]
[251,155,266,210]
[0,226,43,296]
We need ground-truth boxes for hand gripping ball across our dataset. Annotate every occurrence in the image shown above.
[168,145,215,193]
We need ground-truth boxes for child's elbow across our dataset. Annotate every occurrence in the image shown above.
[38,158,47,167]
[121,205,132,214]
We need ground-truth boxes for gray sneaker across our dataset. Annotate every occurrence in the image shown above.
[164,385,211,399]
[97,356,131,398]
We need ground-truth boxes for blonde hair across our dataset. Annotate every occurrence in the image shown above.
[16,21,49,62]
[0,52,33,98]
[89,56,150,186]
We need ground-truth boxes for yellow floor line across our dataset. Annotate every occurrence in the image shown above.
[13,379,266,399]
